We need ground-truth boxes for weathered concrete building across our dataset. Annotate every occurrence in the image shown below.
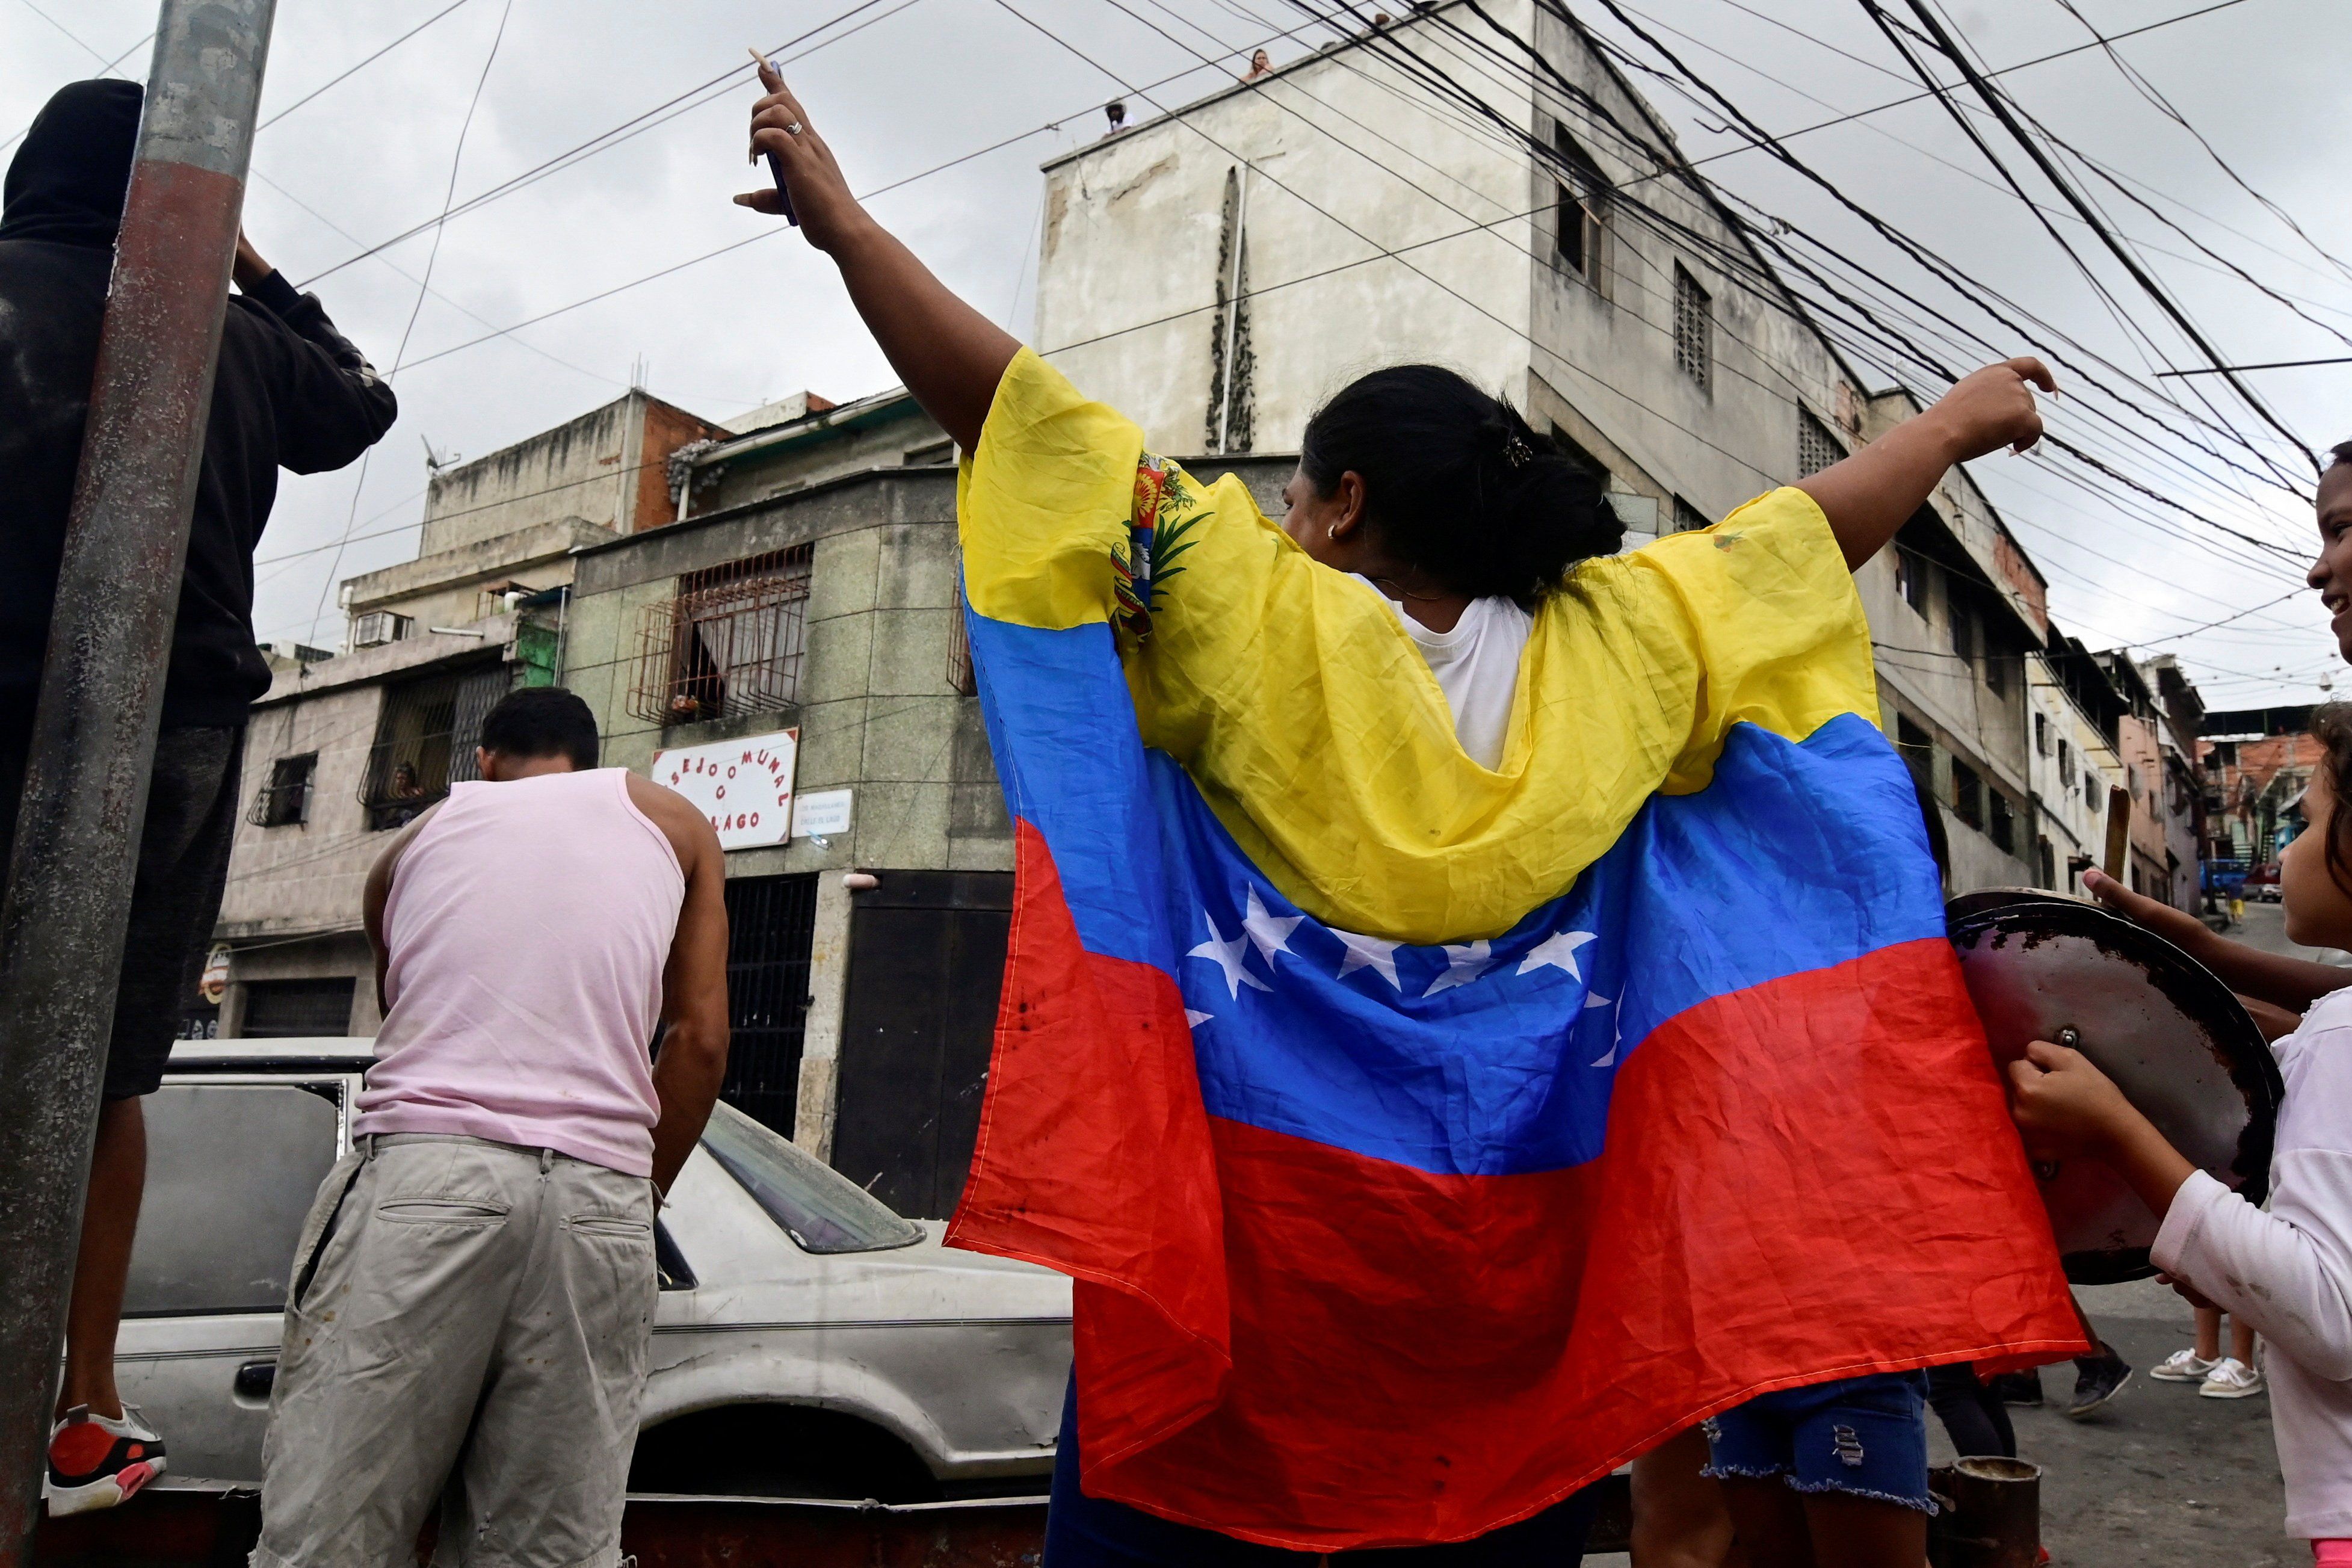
[206,388,726,1037]
[555,387,1288,1215]
[2026,629,2128,893]
[1032,0,2042,890]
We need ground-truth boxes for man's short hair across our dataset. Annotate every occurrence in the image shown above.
[2331,440,2352,471]
[478,687,599,770]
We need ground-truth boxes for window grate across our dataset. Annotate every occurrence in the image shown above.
[947,577,976,696]
[249,753,316,828]
[1797,410,1843,477]
[629,545,813,727]
[1673,263,1711,392]
[1672,496,1709,532]
[359,664,510,830]
[717,872,819,1138]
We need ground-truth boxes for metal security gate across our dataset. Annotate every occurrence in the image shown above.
[720,873,819,1137]
[830,872,1011,1220]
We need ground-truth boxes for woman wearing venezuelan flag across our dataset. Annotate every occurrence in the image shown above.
[741,63,2082,1568]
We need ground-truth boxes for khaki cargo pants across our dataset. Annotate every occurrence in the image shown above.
[252,1134,658,1568]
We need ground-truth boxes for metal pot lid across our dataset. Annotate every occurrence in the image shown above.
[1943,887,2083,925]
[1948,899,2283,1285]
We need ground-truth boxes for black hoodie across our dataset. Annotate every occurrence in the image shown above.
[0,79,397,730]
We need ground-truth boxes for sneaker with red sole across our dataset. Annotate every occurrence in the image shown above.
[45,1404,166,1517]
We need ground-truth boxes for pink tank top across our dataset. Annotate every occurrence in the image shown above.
[354,768,685,1177]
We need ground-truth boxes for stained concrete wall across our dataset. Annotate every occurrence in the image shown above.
[418,389,726,558]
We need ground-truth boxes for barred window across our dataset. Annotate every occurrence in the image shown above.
[629,545,813,727]
[1949,597,1975,664]
[1673,263,1711,392]
[947,576,976,696]
[249,753,316,829]
[1797,410,1843,477]
[1984,636,2008,697]
[361,664,510,831]
[2059,739,2075,786]
[1672,496,1709,532]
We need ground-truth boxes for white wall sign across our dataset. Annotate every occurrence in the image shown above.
[653,729,799,851]
[792,788,853,841]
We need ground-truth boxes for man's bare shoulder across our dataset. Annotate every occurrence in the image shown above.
[624,771,722,871]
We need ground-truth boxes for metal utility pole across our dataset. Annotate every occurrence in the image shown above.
[0,2,274,1556]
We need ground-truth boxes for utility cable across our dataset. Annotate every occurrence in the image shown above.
[295,0,909,289]
[304,0,517,646]
[1893,0,2314,480]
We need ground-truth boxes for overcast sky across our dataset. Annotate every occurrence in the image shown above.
[5,0,2345,708]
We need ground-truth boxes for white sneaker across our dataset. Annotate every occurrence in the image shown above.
[43,1403,167,1516]
[2150,1350,2220,1383]
[2200,1359,2266,1400]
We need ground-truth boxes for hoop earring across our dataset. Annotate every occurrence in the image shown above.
[1325,523,1339,541]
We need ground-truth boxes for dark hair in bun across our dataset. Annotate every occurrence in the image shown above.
[1298,364,1623,605]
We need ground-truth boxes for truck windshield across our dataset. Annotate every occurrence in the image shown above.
[699,1102,925,1255]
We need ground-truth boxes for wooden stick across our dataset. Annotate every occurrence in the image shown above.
[2104,785,2132,882]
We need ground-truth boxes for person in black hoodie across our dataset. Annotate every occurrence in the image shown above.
[0,78,396,1517]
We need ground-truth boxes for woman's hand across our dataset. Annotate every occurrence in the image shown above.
[1920,358,2055,463]
[735,60,869,255]
[726,61,1016,454]
[2007,1037,2140,1162]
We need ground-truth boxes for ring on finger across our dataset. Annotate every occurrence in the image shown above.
[785,120,804,135]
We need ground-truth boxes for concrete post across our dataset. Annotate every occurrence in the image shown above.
[793,872,857,1164]
[0,4,274,1554]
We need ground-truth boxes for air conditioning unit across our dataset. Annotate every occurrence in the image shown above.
[351,611,413,649]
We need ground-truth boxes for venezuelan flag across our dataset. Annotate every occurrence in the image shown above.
[946,350,2082,1549]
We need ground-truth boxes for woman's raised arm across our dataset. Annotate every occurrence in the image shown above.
[736,62,1018,454]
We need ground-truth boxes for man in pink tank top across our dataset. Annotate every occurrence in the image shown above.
[248,687,729,1568]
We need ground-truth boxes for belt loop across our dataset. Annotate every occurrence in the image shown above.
[540,1147,554,1174]
[363,1132,375,1162]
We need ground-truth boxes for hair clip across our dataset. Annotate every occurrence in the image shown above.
[1501,433,1533,469]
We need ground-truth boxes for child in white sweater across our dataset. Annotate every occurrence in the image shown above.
[2013,705,2352,1556]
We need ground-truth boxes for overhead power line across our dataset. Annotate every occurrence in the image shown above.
[2157,357,2352,378]
[1888,0,2315,481]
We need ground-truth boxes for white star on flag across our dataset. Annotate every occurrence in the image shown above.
[1585,990,1622,1067]
[1332,928,1403,989]
[1424,940,1493,996]
[1188,915,1270,999]
[1185,1010,1214,1029]
[1241,887,1304,969]
[1518,928,1598,980]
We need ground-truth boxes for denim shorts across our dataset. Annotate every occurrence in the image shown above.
[1700,1370,1934,1514]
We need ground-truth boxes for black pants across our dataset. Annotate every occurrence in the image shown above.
[1925,1363,2015,1460]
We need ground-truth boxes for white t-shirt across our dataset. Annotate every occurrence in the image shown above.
[1357,578,1531,770]
[2155,984,2352,1539]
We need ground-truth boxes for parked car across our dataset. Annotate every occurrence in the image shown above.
[120,1037,1069,1499]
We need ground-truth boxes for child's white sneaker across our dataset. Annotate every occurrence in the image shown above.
[2200,1358,2265,1400]
[2150,1350,2219,1383]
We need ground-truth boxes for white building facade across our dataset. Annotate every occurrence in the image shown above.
[1032,0,2046,888]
